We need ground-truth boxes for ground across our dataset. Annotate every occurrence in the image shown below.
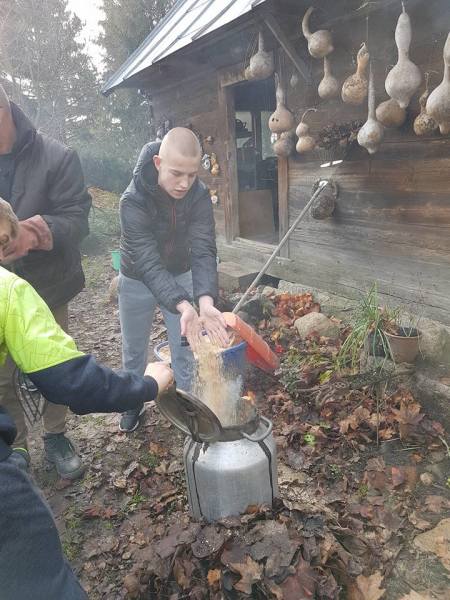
[24,190,450,599]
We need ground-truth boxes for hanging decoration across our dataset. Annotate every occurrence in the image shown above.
[414,73,439,136]
[318,56,340,100]
[273,130,296,157]
[210,153,220,177]
[358,60,384,154]
[268,73,295,134]
[295,109,317,154]
[375,99,406,128]
[426,32,450,135]
[302,6,334,59]
[342,43,369,105]
[247,31,274,80]
[385,2,422,108]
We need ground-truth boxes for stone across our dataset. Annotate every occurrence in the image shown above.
[416,317,450,366]
[294,312,340,339]
[217,262,258,292]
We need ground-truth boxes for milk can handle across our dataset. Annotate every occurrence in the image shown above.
[242,416,273,442]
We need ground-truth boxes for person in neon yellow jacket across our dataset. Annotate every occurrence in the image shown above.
[0,198,174,600]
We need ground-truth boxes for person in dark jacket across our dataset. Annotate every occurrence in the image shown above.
[119,127,228,432]
[0,84,91,479]
[0,199,174,600]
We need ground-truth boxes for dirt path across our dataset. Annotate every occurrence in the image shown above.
[24,252,450,599]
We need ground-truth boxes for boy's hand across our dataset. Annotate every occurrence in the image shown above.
[145,362,174,393]
[176,300,203,350]
[199,296,229,347]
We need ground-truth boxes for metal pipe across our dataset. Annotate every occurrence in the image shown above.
[232,179,330,314]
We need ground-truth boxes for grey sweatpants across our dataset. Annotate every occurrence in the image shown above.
[118,271,195,391]
[0,454,87,600]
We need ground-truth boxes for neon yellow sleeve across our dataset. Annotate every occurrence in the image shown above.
[4,278,83,374]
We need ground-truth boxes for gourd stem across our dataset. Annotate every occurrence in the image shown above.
[302,6,313,39]
[300,108,317,123]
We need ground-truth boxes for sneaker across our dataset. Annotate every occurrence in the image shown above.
[44,433,85,480]
[9,447,31,472]
[119,404,145,433]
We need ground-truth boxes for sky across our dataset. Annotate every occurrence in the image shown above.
[67,0,105,70]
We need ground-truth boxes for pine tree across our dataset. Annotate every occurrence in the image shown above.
[0,0,99,144]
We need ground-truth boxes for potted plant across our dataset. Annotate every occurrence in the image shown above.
[337,284,421,370]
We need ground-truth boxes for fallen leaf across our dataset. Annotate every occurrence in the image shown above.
[391,399,423,439]
[279,556,317,600]
[348,571,385,600]
[424,495,450,513]
[229,554,263,595]
[413,518,450,571]
[399,592,434,600]
[207,569,221,588]
[173,558,190,590]
[408,511,432,531]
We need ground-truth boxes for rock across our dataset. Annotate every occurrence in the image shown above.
[416,318,450,366]
[420,473,434,486]
[218,262,258,292]
[294,312,340,339]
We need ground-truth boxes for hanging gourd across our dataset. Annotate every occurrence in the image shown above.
[385,2,421,109]
[269,73,295,134]
[273,131,296,157]
[414,73,438,136]
[248,31,274,80]
[295,109,316,154]
[302,6,333,59]
[318,56,339,100]
[358,61,384,154]
[290,72,299,88]
[426,32,450,135]
[376,99,406,128]
[341,43,369,105]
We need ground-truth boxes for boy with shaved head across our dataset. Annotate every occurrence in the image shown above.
[0,84,91,477]
[119,127,228,432]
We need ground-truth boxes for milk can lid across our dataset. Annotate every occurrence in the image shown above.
[156,387,223,443]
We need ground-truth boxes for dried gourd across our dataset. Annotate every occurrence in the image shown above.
[318,56,339,100]
[273,131,296,157]
[426,32,450,135]
[414,73,438,136]
[302,6,333,59]
[269,73,295,134]
[248,31,274,80]
[358,63,384,154]
[342,43,369,105]
[295,109,316,154]
[385,3,421,108]
[375,99,406,128]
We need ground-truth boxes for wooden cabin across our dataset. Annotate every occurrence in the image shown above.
[103,0,450,325]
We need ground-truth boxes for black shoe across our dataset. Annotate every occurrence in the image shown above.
[119,405,145,433]
[10,448,31,472]
[44,433,85,480]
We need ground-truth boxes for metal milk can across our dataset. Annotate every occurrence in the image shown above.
[157,389,278,522]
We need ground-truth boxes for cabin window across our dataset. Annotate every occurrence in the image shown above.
[233,78,278,245]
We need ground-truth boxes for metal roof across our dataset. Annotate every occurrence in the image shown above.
[102,0,269,94]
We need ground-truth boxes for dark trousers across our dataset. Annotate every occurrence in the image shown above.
[0,452,87,600]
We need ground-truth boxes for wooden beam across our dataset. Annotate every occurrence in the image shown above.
[264,14,311,84]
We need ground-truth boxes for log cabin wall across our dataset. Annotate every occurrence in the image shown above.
[143,0,450,324]
[280,0,450,324]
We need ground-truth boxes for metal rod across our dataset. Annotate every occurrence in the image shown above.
[233,180,330,314]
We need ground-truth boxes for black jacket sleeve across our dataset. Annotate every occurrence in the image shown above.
[42,148,92,248]
[28,354,158,415]
[188,187,219,303]
[120,194,191,312]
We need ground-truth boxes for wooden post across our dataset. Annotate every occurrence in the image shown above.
[278,156,289,258]
[218,71,241,243]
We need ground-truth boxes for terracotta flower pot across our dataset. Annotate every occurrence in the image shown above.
[382,327,420,364]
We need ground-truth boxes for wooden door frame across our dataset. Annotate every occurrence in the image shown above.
[217,64,289,253]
